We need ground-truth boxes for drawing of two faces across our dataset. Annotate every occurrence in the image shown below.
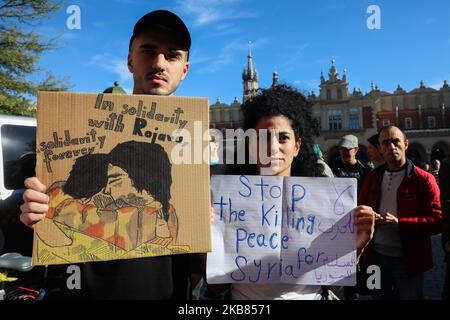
[46,141,178,251]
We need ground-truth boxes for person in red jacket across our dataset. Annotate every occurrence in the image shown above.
[359,125,442,300]
[441,157,450,300]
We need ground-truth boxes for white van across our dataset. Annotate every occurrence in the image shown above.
[0,115,36,201]
[0,115,36,254]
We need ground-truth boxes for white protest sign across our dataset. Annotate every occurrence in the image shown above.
[207,175,357,286]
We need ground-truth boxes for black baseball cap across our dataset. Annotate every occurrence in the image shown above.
[129,10,191,52]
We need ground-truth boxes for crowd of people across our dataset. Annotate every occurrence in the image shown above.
[16,9,449,300]
[422,160,442,186]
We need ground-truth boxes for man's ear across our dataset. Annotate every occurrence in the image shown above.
[128,52,134,73]
[404,139,409,151]
[180,61,190,81]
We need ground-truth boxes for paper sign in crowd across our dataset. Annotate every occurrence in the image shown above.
[207,175,357,286]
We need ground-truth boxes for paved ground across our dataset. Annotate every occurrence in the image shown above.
[337,234,447,300]
[424,234,446,300]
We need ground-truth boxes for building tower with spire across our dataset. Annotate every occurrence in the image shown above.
[319,59,349,101]
[242,41,259,103]
[272,69,279,87]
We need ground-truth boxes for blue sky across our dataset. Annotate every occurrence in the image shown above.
[34,0,450,105]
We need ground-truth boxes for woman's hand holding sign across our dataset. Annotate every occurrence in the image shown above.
[353,205,375,259]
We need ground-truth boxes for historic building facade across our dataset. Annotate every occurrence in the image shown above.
[209,47,276,132]
[209,53,450,165]
[372,79,450,164]
[309,60,377,163]
[310,60,450,164]
[209,96,243,131]
[209,46,258,131]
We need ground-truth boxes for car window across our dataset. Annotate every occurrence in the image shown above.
[1,124,36,190]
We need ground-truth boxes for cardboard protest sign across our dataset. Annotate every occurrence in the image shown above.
[33,92,211,266]
[207,175,357,286]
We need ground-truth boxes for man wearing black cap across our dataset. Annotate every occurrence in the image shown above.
[128,10,191,96]
[19,10,197,300]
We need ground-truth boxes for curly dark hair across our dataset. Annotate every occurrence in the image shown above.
[63,154,109,199]
[108,141,172,221]
[62,142,172,221]
[239,84,317,177]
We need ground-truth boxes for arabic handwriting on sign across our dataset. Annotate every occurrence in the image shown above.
[322,253,357,268]
[332,183,353,216]
[314,270,326,283]
[314,269,353,284]
[317,212,355,240]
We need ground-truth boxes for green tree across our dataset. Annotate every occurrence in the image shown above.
[0,0,69,116]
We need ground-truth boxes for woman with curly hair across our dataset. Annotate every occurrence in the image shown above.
[214,84,376,300]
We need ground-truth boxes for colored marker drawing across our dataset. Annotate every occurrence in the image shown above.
[34,141,191,265]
